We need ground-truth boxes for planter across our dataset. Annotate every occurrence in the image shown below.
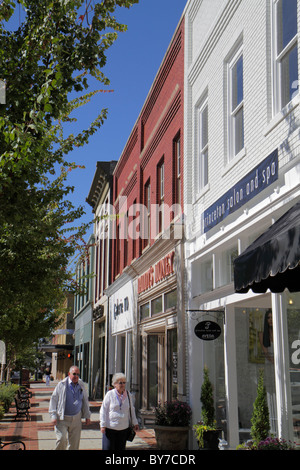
[201,429,221,450]
[154,425,190,450]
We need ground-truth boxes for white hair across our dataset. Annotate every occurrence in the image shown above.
[112,372,127,385]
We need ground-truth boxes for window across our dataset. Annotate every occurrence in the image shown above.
[272,0,298,112]
[151,296,163,315]
[173,135,181,206]
[200,257,213,294]
[157,160,164,233]
[144,180,151,247]
[164,290,177,311]
[228,47,244,159]
[140,302,150,321]
[198,100,209,190]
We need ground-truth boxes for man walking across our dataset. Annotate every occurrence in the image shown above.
[49,365,91,450]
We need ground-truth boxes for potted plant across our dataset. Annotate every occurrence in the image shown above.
[194,366,221,450]
[250,369,270,444]
[153,400,192,450]
[237,437,295,450]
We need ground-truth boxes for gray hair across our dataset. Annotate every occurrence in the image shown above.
[112,372,127,385]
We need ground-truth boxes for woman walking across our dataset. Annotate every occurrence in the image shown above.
[100,373,139,450]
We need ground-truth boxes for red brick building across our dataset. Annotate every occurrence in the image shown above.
[111,18,184,281]
[106,17,186,425]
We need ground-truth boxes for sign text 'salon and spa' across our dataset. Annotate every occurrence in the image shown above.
[138,251,175,294]
[203,149,278,233]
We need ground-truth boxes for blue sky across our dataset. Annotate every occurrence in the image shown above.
[64,0,187,233]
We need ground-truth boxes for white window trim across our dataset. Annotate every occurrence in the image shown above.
[198,98,209,193]
[195,93,209,199]
[271,0,299,116]
[227,45,244,162]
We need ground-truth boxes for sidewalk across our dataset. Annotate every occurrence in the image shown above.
[0,381,157,450]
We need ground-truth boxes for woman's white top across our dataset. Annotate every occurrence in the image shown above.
[100,389,138,430]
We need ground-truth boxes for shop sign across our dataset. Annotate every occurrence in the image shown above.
[138,251,175,294]
[114,296,129,319]
[110,280,134,334]
[203,149,278,233]
[194,321,222,341]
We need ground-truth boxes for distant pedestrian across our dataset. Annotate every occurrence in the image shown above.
[100,373,139,450]
[45,367,51,386]
[49,365,91,450]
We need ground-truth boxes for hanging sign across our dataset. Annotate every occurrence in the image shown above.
[194,321,221,341]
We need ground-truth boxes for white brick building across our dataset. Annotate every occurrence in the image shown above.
[184,0,300,449]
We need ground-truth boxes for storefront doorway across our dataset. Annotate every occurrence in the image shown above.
[139,326,178,425]
[234,295,276,441]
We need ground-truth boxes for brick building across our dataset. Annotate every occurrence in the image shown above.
[106,16,186,426]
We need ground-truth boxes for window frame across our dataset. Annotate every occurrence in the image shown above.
[227,45,244,161]
[198,98,209,191]
[271,0,299,115]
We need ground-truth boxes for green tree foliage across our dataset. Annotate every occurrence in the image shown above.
[0,0,138,365]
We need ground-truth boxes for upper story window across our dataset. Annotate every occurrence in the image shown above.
[272,0,299,113]
[173,135,181,206]
[157,159,164,233]
[228,46,244,160]
[198,99,209,191]
[143,179,151,248]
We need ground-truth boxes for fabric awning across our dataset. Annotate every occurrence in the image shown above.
[234,201,300,294]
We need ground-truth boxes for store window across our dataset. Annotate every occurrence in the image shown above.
[235,307,277,442]
[151,296,162,315]
[164,289,177,311]
[272,0,298,113]
[200,314,226,437]
[286,293,300,446]
[200,257,213,294]
[140,302,150,321]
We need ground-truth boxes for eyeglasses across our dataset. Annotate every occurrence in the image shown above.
[116,381,126,385]
[71,373,80,376]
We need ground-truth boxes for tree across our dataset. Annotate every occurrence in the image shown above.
[251,369,270,444]
[0,0,138,368]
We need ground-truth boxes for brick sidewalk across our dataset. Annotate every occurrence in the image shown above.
[0,383,157,450]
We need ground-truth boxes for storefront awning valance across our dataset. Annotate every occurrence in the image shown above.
[234,201,300,294]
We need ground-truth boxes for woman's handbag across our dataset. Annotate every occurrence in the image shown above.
[127,392,136,442]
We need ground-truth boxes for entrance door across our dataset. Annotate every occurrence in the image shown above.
[147,334,164,408]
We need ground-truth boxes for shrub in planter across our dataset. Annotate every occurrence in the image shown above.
[154,400,192,427]
[154,400,192,450]
[250,369,270,444]
[0,383,19,412]
[193,366,221,450]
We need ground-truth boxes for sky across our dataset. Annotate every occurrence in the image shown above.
[62,0,188,234]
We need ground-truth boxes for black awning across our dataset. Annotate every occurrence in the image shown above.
[234,201,300,294]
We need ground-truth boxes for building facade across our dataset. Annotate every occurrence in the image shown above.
[107,17,186,425]
[184,0,300,449]
[86,161,116,399]
[74,235,95,394]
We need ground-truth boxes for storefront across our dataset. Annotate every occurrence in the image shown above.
[186,196,300,449]
[136,246,186,426]
[107,278,135,390]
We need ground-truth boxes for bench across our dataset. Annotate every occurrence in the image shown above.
[0,437,26,450]
[18,386,32,400]
[14,397,30,421]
